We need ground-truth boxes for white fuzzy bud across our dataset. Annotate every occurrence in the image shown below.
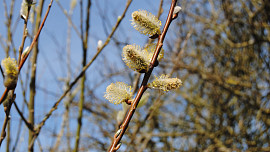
[97,40,103,50]
[21,46,30,60]
[117,16,121,21]
[20,0,28,20]
[173,6,182,15]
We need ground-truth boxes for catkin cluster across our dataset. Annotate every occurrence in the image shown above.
[104,9,182,107]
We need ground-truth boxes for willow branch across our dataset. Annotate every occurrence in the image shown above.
[18,1,32,65]
[28,0,133,148]
[74,0,91,151]
[0,115,9,146]
[13,101,34,131]
[108,0,178,151]
[0,0,54,105]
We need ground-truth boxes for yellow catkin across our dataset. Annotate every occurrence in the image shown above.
[122,44,165,73]
[1,57,19,89]
[131,10,161,36]
[148,74,182,91]
[104,82,133,104]
[122,44,150,72]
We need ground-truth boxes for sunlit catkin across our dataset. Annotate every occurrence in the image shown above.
[148,75,182,91]
[131,10,161,36]
[122,44,150,73]
[104,82,133,104]
[1,57,19,89]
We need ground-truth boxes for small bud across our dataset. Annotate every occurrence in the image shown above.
[21,46,30,60]
[131,10,161,36]
[117,16,121,21]
[20,0,28,20]
[20,0,35,21]
[2,90,13,113]
[104,82,133,104]
[97,40,103,50]
[115,142,122,150]
[148,74,182,91]
[122,44,150,72]
[1,57,19,90]
[173,6,182,15]
[115,129,122,138]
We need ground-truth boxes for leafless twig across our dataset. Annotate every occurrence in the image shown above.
[108,0,178,151]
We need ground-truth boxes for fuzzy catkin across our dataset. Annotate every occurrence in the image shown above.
[1,57,19,89]
[122,44,150,72]
[131,10,161,36]
[148,75,182,91]
[104,82,133,104]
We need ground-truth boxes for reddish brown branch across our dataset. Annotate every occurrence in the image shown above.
[107,0,178,151]
[18,0,54,71]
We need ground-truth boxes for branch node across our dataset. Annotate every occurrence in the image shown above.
[115,142,122,150]
[114,129,122,138]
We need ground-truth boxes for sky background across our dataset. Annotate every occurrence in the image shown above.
[0,0,177,151]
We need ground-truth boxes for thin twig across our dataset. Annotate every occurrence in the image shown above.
[13,101,34,131]
[0,115,9,146]
[11,98,27,152]
[28,0,45,151]
[55,1,81,38]
[18,1,32,65]
[74,0,91,151]
[18,0,53,71]
[127,94,163,149]
[0,0,53,147]
[0,90,15,146]
[28,0,133,148]
[107,0,178,151]
[0,0,54,105]
[51,2,75,151]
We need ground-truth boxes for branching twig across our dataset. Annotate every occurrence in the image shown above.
[55,0,81,38]
[0,0,53,147]
[0,0,54,105]
[74,0,91,151]
[18,0,53,71]
[13,101,34,131]
[0,115,9,146]
[18,1,32,65]
[28,0,133,148]
[28,0,45,151]
[108,0,178,151]
[0,90,15,146]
